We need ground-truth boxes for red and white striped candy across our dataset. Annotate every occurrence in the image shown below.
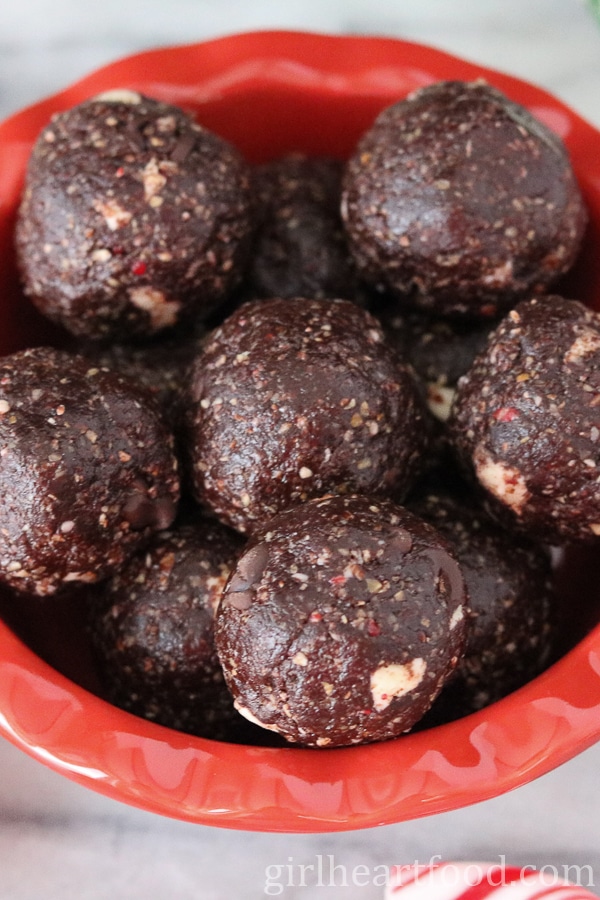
[386,862,597,899]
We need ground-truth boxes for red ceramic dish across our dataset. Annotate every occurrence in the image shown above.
[0,31,600,833]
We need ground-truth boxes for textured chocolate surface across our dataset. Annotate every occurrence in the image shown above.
[74,324,205,424]
[0,346,180,595]
[215,494,467,747]
[409,488,556,720]
[182,297,428,534]
[248,154,357,301]
[448,295,600,542]
[380,308,496,420]
[341,80,587,317]
[16,91,253,339]
[89,517,270,741]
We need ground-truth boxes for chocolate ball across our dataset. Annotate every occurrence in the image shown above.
[89,517,254,740]
[448,295,600,543]
[0,346,180,596]
[380,308,496,421]
[409,487,556,719]
[341,80,587,318]
[182,297,428,534]
[248,154,357,301]
[215,494,467,747]
[74,325,205,425]
[16,91,254,340]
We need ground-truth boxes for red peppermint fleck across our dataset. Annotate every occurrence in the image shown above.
[309,611,323,622]
[329,574,346,586]
[131,261,147,276]
[367,619,381,637]
[115,166,125,178]
[493,406,519,422]
[361,709,372,716]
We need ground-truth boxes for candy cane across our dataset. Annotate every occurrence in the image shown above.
[386,862,597,899]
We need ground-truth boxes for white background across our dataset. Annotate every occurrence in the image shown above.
[1,2,600,898]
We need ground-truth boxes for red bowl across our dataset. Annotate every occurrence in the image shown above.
[1,31,600,833]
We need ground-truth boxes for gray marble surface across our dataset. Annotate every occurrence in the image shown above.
[1,2,600,898]
[2,0,600,127]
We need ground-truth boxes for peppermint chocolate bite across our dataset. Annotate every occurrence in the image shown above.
[341,80,587,318]
[16,91,253,340]
[182,297,428,534]
[248,154,357,301]
[90,517,254,740]
[74,324,205,424]
[409,487,556,719]
[448,296,600,543]
[381,309,495,421]
[0,346,180,596]
[215,494,467,747]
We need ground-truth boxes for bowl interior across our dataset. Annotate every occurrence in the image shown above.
[1,31,600,833]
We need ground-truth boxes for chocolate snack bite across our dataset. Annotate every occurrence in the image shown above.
[409,487,556,719]
[341,80,587,318]
[448,296,600,543]
[16,91,253,340]
[90,517,255,740]
[75,324,205,424]
[215,494,467,747]
[182,297,428,534]
[248,154,357,301]
[0,346,180,596]
[381,309,495,421]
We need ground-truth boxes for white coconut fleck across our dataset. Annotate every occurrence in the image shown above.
[234,702,281,733]
[63,571,98,583]
[0,400,10,414]
[299,466,313,479]
[370,659,427,712]
[91,248,112,263]
[93,198,132,231]
[475,448,530,514]
[129,286,181,330]
[482,260,513,287]
[93,89,142,105]
[142,158,167,203]
[450,605,464,630]
[292,651,308,666]
[60,521,75,534]
[366,578,383,594]
[426,383,455,422]
[291,572,308,583]
[564,329,600,365]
